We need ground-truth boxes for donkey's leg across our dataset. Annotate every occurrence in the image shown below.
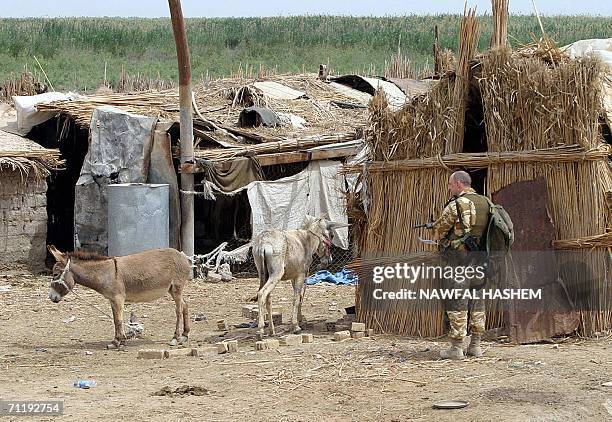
[266,292,274,336]
[257,276,281,335]
[298,280,307,325]
[168,287,184,346]
[108,295,126,349]
[291,276,305,334]
[180,297,190,343]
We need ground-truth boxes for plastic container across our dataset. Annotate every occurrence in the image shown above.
[73,379,97,389]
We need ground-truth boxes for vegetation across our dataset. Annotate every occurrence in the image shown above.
[0,15,610,90]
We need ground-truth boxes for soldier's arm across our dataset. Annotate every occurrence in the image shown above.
[456,197,475,232]
[431,201,458,239]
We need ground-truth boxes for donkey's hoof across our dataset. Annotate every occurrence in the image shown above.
[178,336,189,345]
[169,338,178,347]
[106,343,118,350]
[292,326,302,334]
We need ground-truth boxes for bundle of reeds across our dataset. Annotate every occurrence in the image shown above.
[445,6,480,155]
[345,144,610,173]
[491,0,509,48]
[479,48,603,152]
[1,71,46,100]
[366,79,454,162]
[0,149,63,178]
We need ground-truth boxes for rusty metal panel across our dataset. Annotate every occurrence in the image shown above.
[492,177,580,344]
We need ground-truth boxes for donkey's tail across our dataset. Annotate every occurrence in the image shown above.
[248,245,272,302]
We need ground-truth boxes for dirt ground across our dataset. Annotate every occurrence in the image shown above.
[1,274,611,421]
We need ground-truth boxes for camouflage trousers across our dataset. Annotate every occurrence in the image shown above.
[442,249,486,340]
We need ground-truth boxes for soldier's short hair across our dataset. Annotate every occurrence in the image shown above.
[451,170,472,186]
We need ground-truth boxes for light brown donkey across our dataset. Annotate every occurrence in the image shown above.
[47,246,191,349]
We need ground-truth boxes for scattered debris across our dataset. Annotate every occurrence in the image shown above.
[63,315,76,323]
[153,385,211,397]
[125,322,144,338]
[193,313,207,322]
[217,319,229,331]
[34,347,47,352]
[85,351,93,356]
[602,382,612,387]
[73,379,97,389]
[432,400,469,409]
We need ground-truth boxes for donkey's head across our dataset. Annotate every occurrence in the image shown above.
[302,215,349,266]
[47,245,75,303]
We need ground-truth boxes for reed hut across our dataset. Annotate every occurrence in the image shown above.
[348,43,612,340]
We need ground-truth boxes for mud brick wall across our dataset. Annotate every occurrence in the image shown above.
[0,169,48,272]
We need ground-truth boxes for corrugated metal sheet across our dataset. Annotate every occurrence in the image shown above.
[386,78,435,98]
[330,75,407,110]
[253,81,305,100]
[329,82,372,106]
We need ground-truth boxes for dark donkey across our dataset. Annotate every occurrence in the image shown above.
[48,246,192,349]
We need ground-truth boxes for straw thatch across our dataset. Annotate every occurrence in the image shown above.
[352,44,612,337]
[36,73,368,141]
[0,130,63,178]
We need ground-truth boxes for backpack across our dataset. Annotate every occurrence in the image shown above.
[482,197,514,254]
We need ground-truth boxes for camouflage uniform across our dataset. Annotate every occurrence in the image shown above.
[432,187,486,340]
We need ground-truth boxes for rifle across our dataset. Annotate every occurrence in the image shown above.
[413,215,434,229]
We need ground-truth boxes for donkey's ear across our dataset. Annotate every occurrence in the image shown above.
[47,245,67,264]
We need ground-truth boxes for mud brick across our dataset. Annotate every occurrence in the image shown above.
[164,348,193,358]
[264,339,280,349]
[216,342,229,354]
[137,349,165,359]
[255,341,267,351]
[351,322,366,332]
[226,340,238,353]
[217,319,229,331]
[190,347,216,357]
[279,334,302,346]
[351,331,365,339]
[333,330,351,341]
[301,333,314,343]
[366,329,375,337]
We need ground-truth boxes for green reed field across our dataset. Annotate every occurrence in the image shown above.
[0,15,610,90]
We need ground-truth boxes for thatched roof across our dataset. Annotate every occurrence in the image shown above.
[36,73,379,140]
[0,130,62,178]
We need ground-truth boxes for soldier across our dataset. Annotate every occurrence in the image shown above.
[426,170,490,359]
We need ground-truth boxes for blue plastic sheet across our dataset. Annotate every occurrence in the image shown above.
[306,268,358,285]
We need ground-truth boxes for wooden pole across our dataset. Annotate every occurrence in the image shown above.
[433,25,440,75]
[168,0,194,268]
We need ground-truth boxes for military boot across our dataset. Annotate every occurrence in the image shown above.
[439,338,464,360]
[466,334,483,357]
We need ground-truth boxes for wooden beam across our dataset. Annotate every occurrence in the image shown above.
[180,145,359,174]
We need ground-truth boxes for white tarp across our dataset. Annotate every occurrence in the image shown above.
[12,92,76,135]
[247,160,349,249]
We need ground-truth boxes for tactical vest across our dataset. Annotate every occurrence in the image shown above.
[461,193,490,243]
